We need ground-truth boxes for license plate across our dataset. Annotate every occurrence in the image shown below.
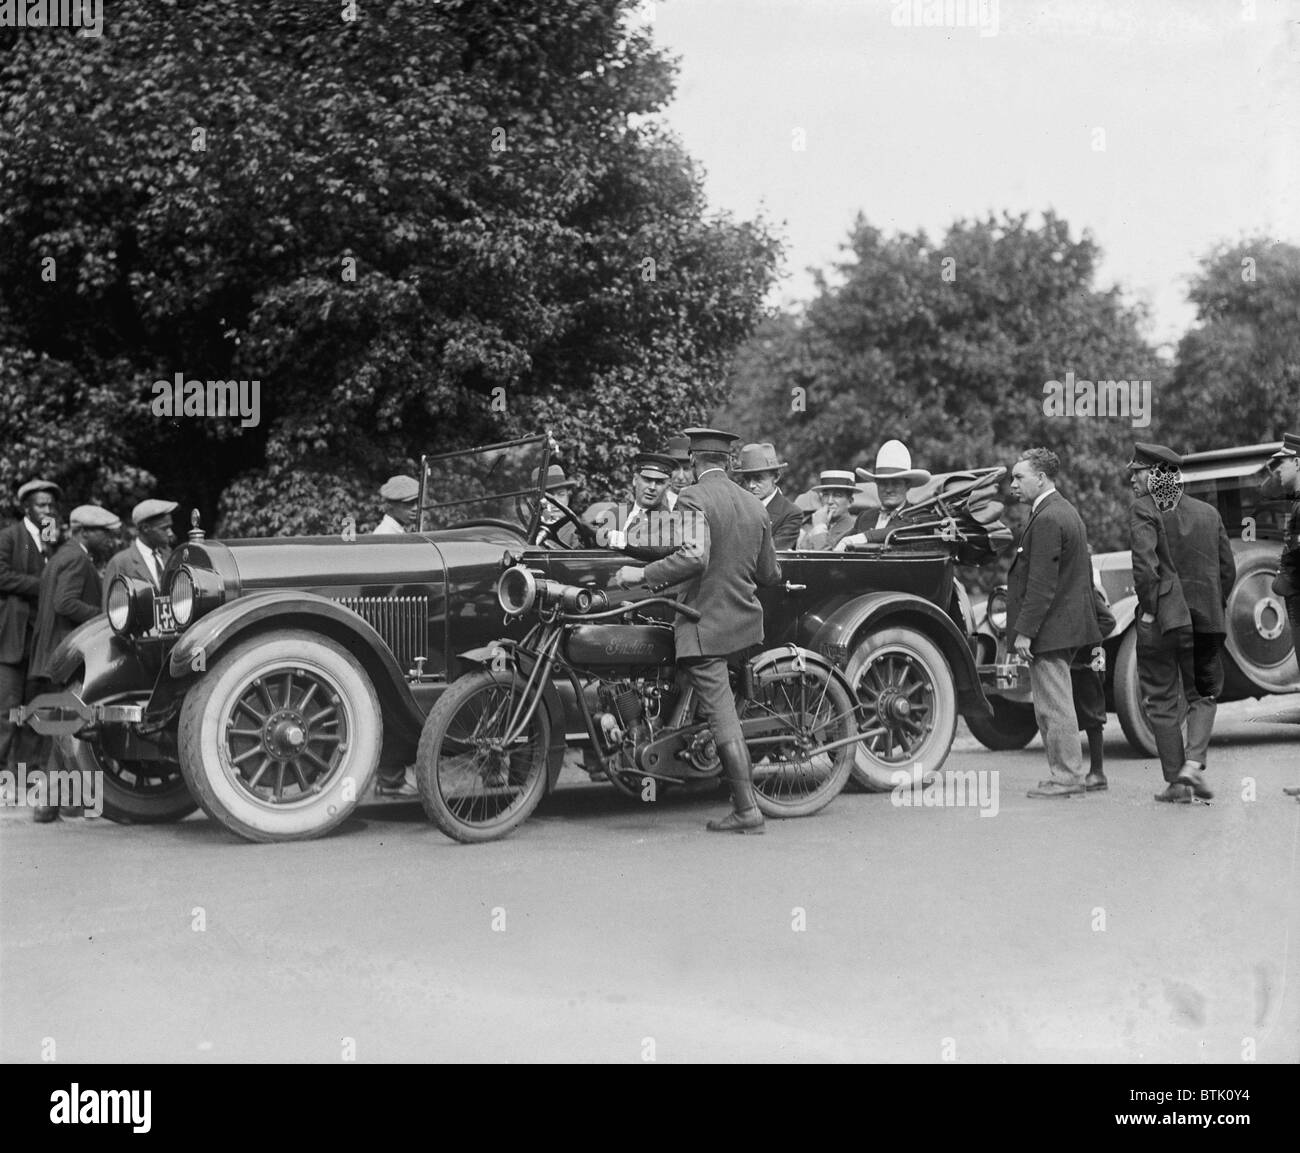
[153,598,177,633]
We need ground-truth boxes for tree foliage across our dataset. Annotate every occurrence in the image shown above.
[1162,239,1300,449]
[715,211,1166,559]
[0,0,779,532]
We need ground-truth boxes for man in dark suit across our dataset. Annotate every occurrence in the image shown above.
[1006,448,1102,797]
[597,451,678,557]
[1266,433,1300,798]
[1128,443,1237,804]
[28,505,120,822]
[612,427,782,833]
[0,479,60,773]
[733,442,802,549]
[103,498,178,604]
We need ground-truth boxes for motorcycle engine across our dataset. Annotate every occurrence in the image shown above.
[595,679,676,754]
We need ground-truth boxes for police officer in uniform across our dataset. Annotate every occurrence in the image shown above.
[611,427,782,833]
[1127,443,1236,803]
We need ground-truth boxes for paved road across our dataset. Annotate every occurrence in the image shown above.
[3,699,1298,1063]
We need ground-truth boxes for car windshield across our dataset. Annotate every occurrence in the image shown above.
[417,435,552,534]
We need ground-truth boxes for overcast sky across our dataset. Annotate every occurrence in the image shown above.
[646,0,1299,348]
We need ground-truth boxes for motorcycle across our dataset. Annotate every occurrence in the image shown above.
[415,560,861,843]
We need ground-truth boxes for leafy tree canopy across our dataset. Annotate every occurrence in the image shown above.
[715,211,1167,560]
[1,0,780,533]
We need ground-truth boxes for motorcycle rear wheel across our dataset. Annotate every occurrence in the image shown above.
[416,670,550,843]
[742,655,855,818]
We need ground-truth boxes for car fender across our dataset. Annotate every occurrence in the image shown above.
[165,591,426,746]
[807,591,992,717]
[38,616,156,702]
[455,639,568,791]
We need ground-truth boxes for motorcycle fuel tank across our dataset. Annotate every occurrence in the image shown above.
[563,624,675,667]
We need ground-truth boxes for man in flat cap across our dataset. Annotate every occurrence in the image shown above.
[603,451,678,556]
[1127,442,1236,803]
[104,498,178,599]
[611,427,782,833]
[28,505,120,821]
[835,439,932,551]
[0,479,60,775]
[1006,448,1101,798]
[734,443,802,549]
[374,475,420,534]
[808,471,860,550]
[1268,433,1300,797]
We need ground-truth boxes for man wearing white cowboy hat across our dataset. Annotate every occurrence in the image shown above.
[834,439,931,552]
[733,443,802,549]
[809,470,861,551]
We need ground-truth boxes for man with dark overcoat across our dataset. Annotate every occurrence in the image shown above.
[611,427,782,832]
[1006,448,1101,797]
[733,442,802,549]
[1128,443,1236,803]
[1266,432,1300,798]
[0,479,60,773]
[28,504,121,822]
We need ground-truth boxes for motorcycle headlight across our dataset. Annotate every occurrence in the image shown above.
[167,565,224,628]
[107,576,155,636]
[986,588,1009,636]
[498,567,538,616]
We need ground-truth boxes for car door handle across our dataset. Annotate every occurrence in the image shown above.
[784,582,807,593]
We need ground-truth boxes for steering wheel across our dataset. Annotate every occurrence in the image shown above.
[534,492,599,549]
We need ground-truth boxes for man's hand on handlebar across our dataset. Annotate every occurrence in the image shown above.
[611,565,646,590]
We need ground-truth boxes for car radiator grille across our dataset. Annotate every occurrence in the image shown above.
[333,596,429,671]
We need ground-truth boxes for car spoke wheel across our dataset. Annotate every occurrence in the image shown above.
[845,627,957,792]
[741,654,854,818]
[1113,627,1157,757]
[178,630,381,842]
[416,670,550,843]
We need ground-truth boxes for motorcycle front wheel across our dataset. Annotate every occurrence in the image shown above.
[416,670,551,843]
[741,654,856,818]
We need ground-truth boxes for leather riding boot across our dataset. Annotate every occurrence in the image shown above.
[707,738,764,834]
[1151,725,1186,783]
[1175,760,1213,800]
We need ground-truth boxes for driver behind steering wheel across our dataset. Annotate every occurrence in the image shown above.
[529,463,581,549]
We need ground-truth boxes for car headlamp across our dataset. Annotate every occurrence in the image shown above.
[986,588,1009,636]
[167,565,224,628]
[106,576,155,636]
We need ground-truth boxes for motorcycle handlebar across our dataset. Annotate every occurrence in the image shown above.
[574,595,701,623]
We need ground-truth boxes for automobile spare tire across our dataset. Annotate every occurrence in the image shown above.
[1221,542,1300,694]
[844,627,957,792]
[177,629,382,842]
[964,697,1039,751]
[53,690,196,824]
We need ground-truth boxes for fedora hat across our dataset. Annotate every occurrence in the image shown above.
[813,469,859,494]
[855,440,931,485]
[531,464,573,492]
[662,435,692,463]
[734,442,788,475]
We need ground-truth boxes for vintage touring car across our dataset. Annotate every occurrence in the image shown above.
[17,435,1014,841]
[968,442,1299,755]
